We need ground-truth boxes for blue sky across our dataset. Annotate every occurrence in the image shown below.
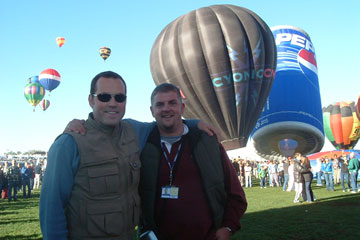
[0,0,359,154]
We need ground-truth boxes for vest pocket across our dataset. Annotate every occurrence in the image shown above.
[88,163,120,196]
[86,200,125,236]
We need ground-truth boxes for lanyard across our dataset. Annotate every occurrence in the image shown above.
[161,141,182,186]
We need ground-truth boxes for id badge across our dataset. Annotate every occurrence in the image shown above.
[161,185,179,199]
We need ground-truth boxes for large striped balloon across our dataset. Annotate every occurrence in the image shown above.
[39,68,61,92]
[24,83,45,109]
[323,101,360,150]
[39,99,50,111]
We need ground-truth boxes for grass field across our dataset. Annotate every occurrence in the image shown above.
[1,180,360,240]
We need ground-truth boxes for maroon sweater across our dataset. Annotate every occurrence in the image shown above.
[154,139,247,240]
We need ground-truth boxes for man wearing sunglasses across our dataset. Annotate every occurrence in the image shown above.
[40,71,219,240]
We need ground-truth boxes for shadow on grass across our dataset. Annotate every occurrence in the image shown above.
[0,218,39,225]
[0,234,42,240]
[232,194,360,240]
[0,199,40,216]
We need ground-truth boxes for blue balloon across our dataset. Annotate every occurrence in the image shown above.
[28,75,40,83]
[251,26,324,159]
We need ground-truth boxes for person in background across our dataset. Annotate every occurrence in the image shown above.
[268,160,279,187]
[283,158,290,191]
[253,161,259,179]
[17,162,23,193]
[232,158,240,182]
[0,164,5,196]
[287,159,295,192]
[6,159,21,202]
[315,158,323,186]
[244,161,252,188]
[301,156,315,203]
[277,160,284,187]
[259,165,267,189]
[339,153,351,192]
[1,162,9,199]
[29,162,35,190]
[239,160,245,187]
[293,153,306,203]
[34,162,42,189]
[21,162,32,198]
[332,154,341,185]
[348,152,360,193]
[322,157,334,191]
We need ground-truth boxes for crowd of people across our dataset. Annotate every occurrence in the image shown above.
[231,151,360,203]
[0,158,46,201]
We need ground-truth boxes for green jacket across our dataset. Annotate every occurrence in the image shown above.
[348,157,360,173]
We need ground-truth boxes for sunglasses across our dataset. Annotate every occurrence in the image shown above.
[93,93,127,103]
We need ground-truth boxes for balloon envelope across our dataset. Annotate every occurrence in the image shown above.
[356,94,360,120]
[323,101,360,150]
[150,4,277,150]
[39,68,61,92]
[39,99,50,111]
[56,37,66,47]
[24,82,45,107]
[28,75,39,84]
[251,25,324,159]
[99,46,111,61]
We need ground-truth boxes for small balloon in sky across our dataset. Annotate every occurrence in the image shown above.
[56,37,66,47]
[39,99,50,111]
[28,75,40,84]
[24,82,45,112]
[99,46,111,61]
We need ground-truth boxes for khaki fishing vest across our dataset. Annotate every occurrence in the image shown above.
[66,117,141,240]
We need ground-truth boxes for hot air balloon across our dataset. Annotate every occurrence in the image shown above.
[99,47,111,61]
[323,101,360,150]
[150,5,277,150]
[28,75,40,84]
[39,68,61,93]
[251,26,324,159]
[39,99,50,111]
[56,37,66,47]
[356,94,360,120]
[24,82,45,111]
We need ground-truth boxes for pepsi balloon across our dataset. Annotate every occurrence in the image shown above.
[251,25,324,158]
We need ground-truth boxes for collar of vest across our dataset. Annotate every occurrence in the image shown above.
[86,113,121,137]
[147,122,205,150]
